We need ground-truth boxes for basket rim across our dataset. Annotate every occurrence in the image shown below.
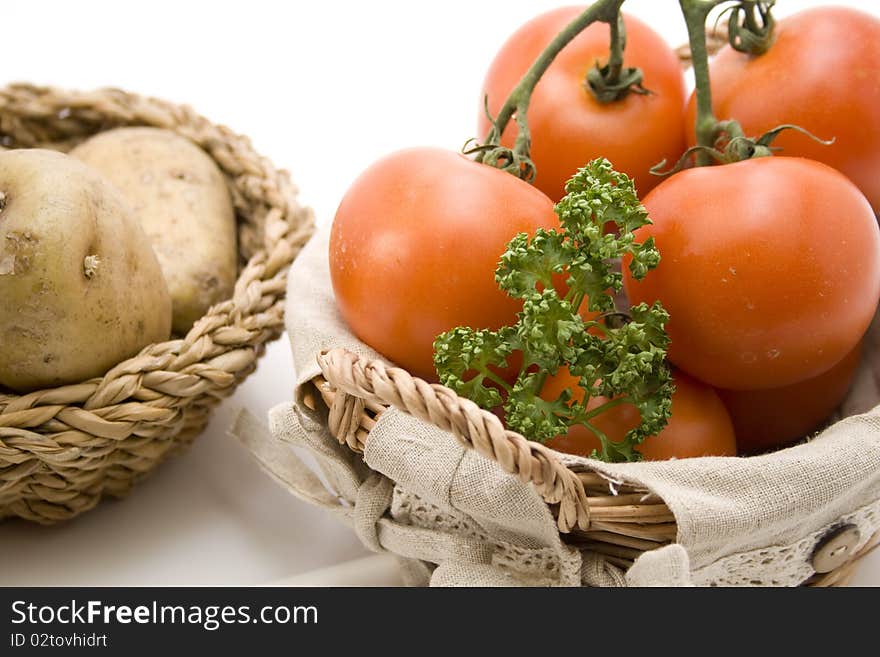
[307,346,879,585]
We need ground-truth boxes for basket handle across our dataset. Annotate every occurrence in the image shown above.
[316,348,591,532]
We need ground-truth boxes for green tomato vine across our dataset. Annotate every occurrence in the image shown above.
[472,0,641,181]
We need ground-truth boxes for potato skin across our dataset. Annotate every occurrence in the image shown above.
[0,149,172,391]
[71,128,237,334]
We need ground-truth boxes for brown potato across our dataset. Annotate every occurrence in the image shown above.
[71,128,237,334]
[0,149,172,391]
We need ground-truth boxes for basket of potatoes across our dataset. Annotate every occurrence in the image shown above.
[0,83,314,523]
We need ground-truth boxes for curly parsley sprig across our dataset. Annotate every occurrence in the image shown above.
[433,159,673,463]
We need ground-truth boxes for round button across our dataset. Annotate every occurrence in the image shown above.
[811,524,861,574]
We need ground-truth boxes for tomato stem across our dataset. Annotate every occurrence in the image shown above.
[680,0,725,166]
[607,13,626,83]
[678,0,780,169]
[476,0,625,179]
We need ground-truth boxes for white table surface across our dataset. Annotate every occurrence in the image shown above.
[1,0,878,586]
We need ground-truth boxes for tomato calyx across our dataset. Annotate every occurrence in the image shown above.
[585,62,649,104]
[464,132,535,184]
[720,0,776,55]
[584,14,651,104]
[651,122,835,176]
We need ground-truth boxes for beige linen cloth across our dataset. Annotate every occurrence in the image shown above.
[234,227,880,586]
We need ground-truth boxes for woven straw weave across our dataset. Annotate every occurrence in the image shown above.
[0,83,315,524]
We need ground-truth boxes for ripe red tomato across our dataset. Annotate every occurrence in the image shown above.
[623,157,880,390]
[685,6,880,212]
[479,8,686,201]
[329,147,558,380]
[718,343,862,455]
[545,369,736,460]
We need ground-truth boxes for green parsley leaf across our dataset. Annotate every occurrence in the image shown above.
[434,158,672,463]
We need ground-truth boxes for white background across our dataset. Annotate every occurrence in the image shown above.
[0,0,878,586]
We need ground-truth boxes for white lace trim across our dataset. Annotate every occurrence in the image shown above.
[691,496,880,586]
[390,486,880,587]
[392,484,880,586]
[391,486,582,586]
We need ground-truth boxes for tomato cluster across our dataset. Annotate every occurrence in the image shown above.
[329,4,880,461]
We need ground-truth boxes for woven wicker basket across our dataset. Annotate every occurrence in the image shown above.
[304,349,878,587]
[0,83,314,524]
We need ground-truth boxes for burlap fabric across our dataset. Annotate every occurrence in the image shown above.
[238,226,880,586]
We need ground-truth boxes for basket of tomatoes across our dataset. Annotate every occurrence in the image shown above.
[239,1,880,586]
